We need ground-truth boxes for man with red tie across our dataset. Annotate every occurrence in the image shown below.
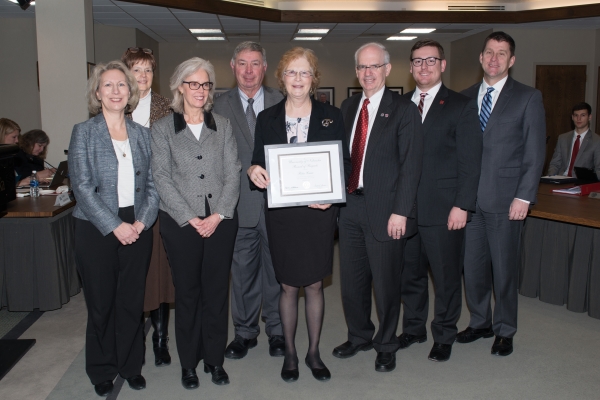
[332,42,423,372]
[547,102,600,179]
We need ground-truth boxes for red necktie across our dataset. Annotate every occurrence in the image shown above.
[348,98,370,193]
[568,134,581,177]
[418,92,427,116]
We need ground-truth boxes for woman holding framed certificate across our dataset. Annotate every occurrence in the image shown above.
[248,47,351,383]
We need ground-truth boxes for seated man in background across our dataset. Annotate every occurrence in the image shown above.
[547,102,600,179]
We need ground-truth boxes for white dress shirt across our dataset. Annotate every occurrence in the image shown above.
[411,82,442,121]
[238,86,265,117]
[563,129,589,175]
[349,86,385,188]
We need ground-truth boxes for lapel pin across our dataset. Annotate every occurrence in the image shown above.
[322,119,333,127]
[440,100,445,105]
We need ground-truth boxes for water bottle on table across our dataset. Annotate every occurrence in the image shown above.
[30,170,40,197]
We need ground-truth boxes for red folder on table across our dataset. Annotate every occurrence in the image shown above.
[552,182,600,196]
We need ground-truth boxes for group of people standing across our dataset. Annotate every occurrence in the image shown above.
[68,30,545,397]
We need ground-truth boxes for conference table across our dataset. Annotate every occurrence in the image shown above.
[0,195,80,311]
[519,183,600,319]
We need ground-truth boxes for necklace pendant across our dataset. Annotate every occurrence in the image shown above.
[123,152,126,157]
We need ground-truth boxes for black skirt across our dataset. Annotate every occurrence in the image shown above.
[265,204,338,287]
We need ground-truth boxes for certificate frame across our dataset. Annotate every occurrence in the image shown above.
[265,141,346,208]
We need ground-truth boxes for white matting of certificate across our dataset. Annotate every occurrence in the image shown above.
[265,141,346,208]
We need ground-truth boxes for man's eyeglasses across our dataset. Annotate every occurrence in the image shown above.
[127,47,153,55]
[410,57,442,67]
[182,81,213,90]
[283,70,313,79]
[356,63,388,72]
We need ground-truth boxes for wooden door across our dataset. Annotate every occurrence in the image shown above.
[535,65,586,174]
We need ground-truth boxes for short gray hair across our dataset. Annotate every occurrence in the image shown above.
[231,41,267,66]
[170,57,216,114]
[87,60,139,115]
[354,42,390,66]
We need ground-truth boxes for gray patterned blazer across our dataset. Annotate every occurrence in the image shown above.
[151,111,241,226]
[69,113,159,236]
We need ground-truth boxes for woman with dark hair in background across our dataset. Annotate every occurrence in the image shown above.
[14,129,55,186]
[69,60,159,397]
[121,46,174,368]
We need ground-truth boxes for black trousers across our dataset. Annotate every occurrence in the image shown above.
[75,207,152,385]
[338,193,404,353]
[159,210,238,368]
[401,225,465,344]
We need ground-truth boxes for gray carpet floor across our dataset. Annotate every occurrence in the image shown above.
[2,242,600,399]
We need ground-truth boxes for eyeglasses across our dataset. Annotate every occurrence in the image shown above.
[283,70,313,79]
[182,81,213,90]
[410,57,442,67]
[127,47,153,55]
[356,63,388,72]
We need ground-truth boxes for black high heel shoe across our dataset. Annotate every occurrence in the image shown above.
[305,358,331,381]
[280,356,299,382]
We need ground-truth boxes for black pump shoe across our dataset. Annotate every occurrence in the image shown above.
[304,359,331,381]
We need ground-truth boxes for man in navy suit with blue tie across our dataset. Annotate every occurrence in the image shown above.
[457,32,546,356]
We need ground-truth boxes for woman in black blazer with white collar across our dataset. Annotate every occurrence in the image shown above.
[248,47,350,383]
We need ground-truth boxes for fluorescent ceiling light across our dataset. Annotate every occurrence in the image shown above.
[298,29,329,34]
[190,29,222,34]
[387,36,417,41]
[401,28,436,34]
[196,37,226,41]
[293,37,322,41]
[8,0,35,4]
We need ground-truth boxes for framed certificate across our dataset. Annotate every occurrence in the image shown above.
[265,141,346,208]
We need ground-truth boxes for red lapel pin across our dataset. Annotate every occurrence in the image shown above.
[440,100,445,105]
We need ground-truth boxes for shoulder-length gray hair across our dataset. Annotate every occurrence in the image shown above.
[170,57,216,114]
[87,60,139,115]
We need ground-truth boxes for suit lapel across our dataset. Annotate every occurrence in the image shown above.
[125,119,139,162]
[365,89,394,153]
[270,100,288,144]
[227,90,254,148]
[423,85,448,133]
[483,77,514,136]
[306,100,324,142]
[577,132,591,160]
[95,114,115,152]
[264,86,280,109]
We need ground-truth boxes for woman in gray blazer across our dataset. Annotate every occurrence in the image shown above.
[68,61,159,397]
[151,57,241,389]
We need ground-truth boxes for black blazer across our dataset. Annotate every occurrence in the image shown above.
[14,149,44,182]
[403,84,482,226]
[340,88,423,241]
[251,97,351,185]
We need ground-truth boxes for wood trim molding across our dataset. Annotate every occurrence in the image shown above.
[123,0,600,24]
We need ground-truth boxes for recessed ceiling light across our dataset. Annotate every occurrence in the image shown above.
[190,29,222,34]
[196,37,226,41]
[298,29,329,34]
[401,28,436,34]
[387,36,417,41]
[293,37,322,41]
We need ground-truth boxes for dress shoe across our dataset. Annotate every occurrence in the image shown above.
[204,363,230,385]
[375,351,396,372]
[428,343,452,362]
[491,336,513,356]
[268,335,286,357]
[152,336,171,366]
[332,340,373,359]
[181,368,199,390]
[455,326,494,343]
[305,359,331,381]
[125,375,146,390]
[224,335,258,360]
[94,380,113,397]
[398,333,427,349]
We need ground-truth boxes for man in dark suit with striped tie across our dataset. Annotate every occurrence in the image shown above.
[398,39,482,362]
[458,31,546,356]
[332,42,423,372]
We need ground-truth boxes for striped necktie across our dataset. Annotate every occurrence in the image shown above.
[246,98,256,137]
[418,92,427,116]
[479,87,494,132]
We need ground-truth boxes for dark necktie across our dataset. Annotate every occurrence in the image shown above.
[246,98,256,137]
[418,92,427,116]
[479,87,494,132]
[348,98,370,193]
[568,134,581,177]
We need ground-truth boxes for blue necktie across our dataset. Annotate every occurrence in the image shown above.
[480,87,494,132]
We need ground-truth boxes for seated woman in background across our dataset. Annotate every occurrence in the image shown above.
[14,129,55,185]
[0,118,21,145]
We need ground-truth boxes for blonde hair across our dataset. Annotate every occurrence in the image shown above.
[275,47,321,96]
[0,118,21,144]
[86,60,140,115]
[169,57,216,114]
